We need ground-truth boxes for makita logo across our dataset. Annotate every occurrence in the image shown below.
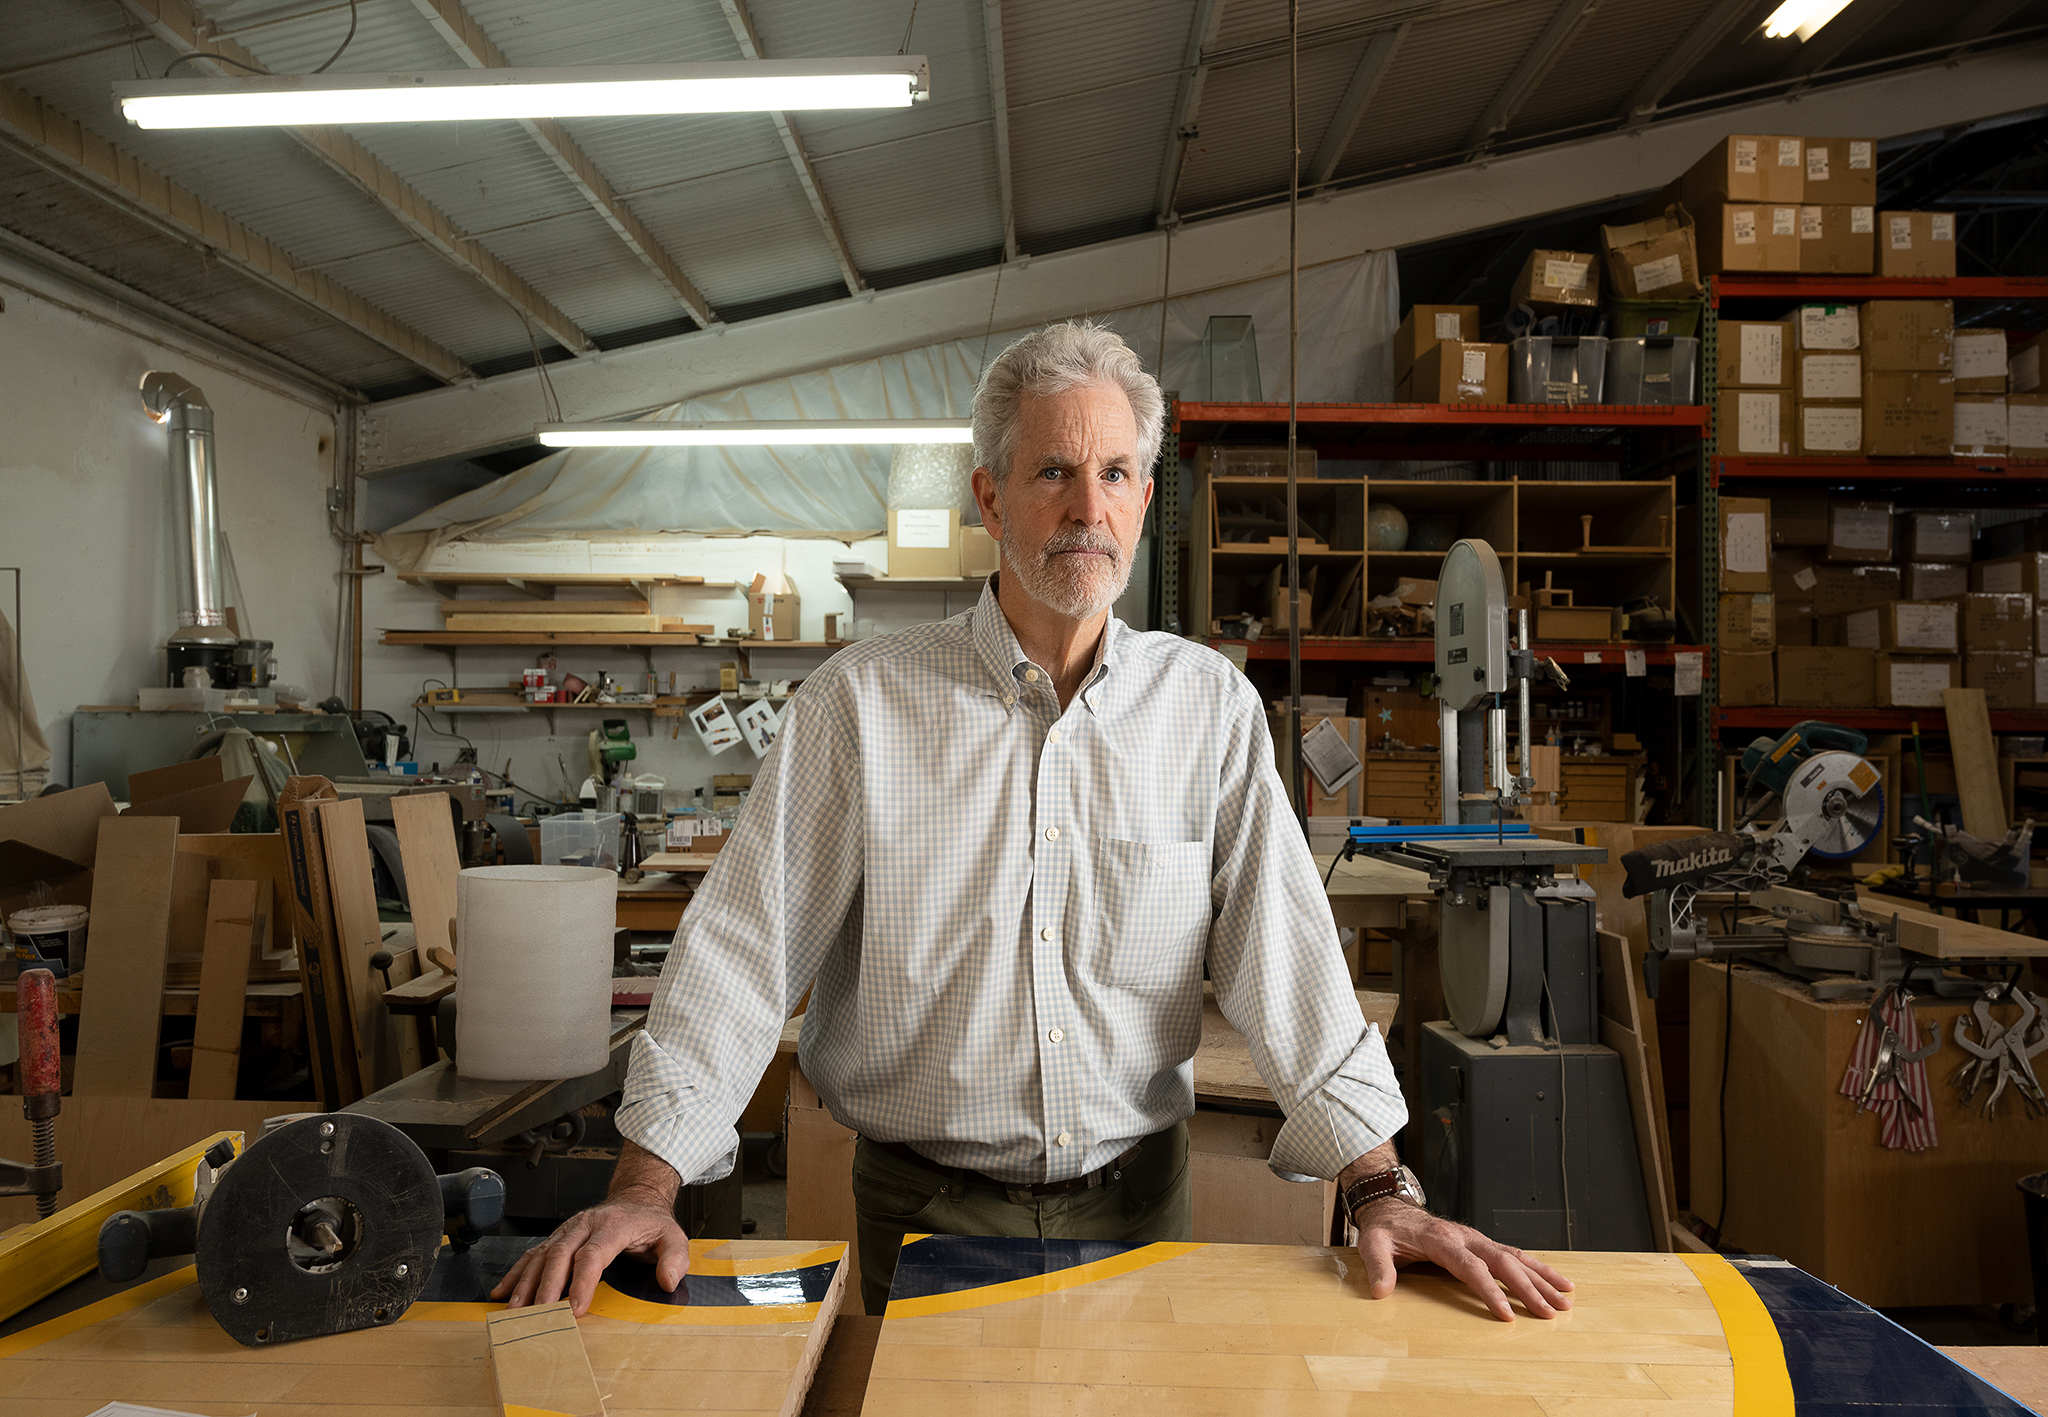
[1654,845,1733,877]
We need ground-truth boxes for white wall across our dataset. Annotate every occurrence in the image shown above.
[0,250,343,786]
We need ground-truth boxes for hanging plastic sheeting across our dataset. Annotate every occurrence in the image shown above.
[370,250,1398,571]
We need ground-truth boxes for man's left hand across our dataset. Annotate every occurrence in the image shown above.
[1354,1198,1574,1321]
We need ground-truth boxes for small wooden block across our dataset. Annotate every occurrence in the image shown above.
[487,1300,606,1417]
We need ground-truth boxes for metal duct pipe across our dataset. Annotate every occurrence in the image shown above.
[140,371,234,647]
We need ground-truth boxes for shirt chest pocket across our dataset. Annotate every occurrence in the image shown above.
[1091,838,1211,991]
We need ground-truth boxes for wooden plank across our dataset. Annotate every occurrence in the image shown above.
[1596,939,1674,1254]
[439,599,648,616]
[1943,686,2006,838]
[71,816,181,1097]
[0,1098,278,1233]
[445,612,662,633]
[317,797,391,1098]
[188,879,260,1099]
[1855,887,2048,958]
[178,832,297,974]
[124,756,222,805]
[0,1126,248,1324]
[392,792,462,960]
[278,782,359,1108]
[486,1301,606,1417]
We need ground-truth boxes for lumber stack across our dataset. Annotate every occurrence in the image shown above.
[436,597,711,639]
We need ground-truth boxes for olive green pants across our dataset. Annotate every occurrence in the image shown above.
[850,1122,1193,1316]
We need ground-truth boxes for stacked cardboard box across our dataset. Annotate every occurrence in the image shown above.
[1863,301,1955,457]
[1792,304,1862,456]
[1681,136,1804,274]
[1799,138,1877,274]
[1878,211,1958,278]
[1392,305,1496,404]
[1952,329,2010,458]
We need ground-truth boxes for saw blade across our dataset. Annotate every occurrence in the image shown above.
[1786,751,1886,860]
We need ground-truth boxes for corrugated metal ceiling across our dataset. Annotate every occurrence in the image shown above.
[3,0,2042,403]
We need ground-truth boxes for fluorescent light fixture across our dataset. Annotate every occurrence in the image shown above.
[538,420,973,448]
[1762,0,1854,40]
[116,57,928,129]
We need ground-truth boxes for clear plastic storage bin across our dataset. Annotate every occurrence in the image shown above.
[1508,336,1608,405]
[1605,337,1700,406]
[540,811,622,870]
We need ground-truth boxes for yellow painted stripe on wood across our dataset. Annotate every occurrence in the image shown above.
[0,1265,196,1359]
[900,1233,933,1247]
[1679,1253,1795,1416]
[691,1242,846,1275]
[884,1242,1207,1320]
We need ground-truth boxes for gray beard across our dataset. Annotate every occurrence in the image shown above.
[998,519,1132,620]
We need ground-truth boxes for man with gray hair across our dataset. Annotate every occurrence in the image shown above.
[496,320,1573,1322]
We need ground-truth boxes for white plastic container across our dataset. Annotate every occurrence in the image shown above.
[454,866,615,1081]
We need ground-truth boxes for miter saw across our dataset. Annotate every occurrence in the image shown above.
[1345,540,1654,1252]
[1626,720,1927,1002]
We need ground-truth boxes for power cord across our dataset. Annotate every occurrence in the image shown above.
[1541,976,1573,1250]
[162,0,358,78]
[1711,958,1736,1248]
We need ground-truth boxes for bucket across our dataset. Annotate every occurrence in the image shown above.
[7,905,88,980]
[2022,1171,2048,1344]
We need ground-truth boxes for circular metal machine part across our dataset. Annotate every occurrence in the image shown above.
[1439,891,1509,1038]
[1783,750,1886,860]
[196,1113,442,1346]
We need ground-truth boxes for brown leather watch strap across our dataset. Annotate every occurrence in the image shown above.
[1342,1167,1408,1220]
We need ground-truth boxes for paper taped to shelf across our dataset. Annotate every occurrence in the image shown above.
[1625,649,1646,677]
[1724,513,1768,576]
[1675,652,1702,696]
[1300,717,1363,795]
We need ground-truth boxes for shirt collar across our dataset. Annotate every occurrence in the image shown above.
[972,574,1120,717]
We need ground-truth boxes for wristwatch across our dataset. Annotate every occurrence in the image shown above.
[1343,1163,1426,1222]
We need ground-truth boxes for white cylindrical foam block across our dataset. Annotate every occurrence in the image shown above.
[454,865,616,1081]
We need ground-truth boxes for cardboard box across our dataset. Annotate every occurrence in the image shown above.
[1954,396,2008,457]
[1682,135,1805,204]
[1951,591,2033,651]
[1510,249,1599,309]
[2012,393,2048,457]
[1845,600,1958,653]
[2014,333,2044,395]
[959,523,999,577]
[1798,352,1861,400]
[2038,606,2048,655]
[2038,657,2048,707]
[1900,511,1972,563]
[1874,653,1958,707]
[1825,498,1893,563]
[1718,321,1789,388]
[1863,301,1954,372]
[1720,593,1776,651]
[1815,614,1847,646]
[1966,651,2034,709]
[1411,340,1507,403]
[1973,553,2048,599]
[1811,564,1901,616]
[887,507,960,577]
[1802,138,1877,204]
[1905,562,1970,601]
[1795,401,1862,456]
[1953,330,2009,394]
[1772,548,1817,597]
[1695,203,1802,274]
[1775,599,1816,647]
[746,573,801,641]
[1776,647,1874,706]
[1792,304,1859,352]
[1878,211,1959,278]
[1772,493,1830,546]
[1717,388,1791,456]
[1864,370,1955,457]
[1394,305,1480,376]
[1719,496,1773,592]
[1798,205,1875,274]
[1599,207,1700,299]
[787,1061,861,1294]
[1721,650,1776,705]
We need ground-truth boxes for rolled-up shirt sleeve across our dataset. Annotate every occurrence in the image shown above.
[1205,686,1409,1181]
[614,681,864,1186]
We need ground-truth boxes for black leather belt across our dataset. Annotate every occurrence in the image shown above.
[865,1136,1146,1197]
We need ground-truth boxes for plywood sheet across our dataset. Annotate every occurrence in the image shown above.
[392,791,461,959]
[189,878,260,1099]
[0,1239,848,1417]
[178,831,296,972]
[1193,984,1398,1108]
[71,816,181,1097]
[316,796,386,1098]
[865,1238,2024,1414]
[278,785,357,1108]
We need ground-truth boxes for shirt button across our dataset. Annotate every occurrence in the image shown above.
[1055,1132,1071,1147]
[1046,727,1061,745]
[1044,826,1060,841]
[1025,668,1041,682]
[1002,695,1015,707]
[1048,1028,1064,1043]
[1039,927,1054,941]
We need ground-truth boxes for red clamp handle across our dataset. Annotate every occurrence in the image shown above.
[18,967,61,1101]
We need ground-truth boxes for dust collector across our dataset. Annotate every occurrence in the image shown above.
[141,372,273,690]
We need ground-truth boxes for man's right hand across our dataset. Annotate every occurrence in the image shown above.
[490,1199,691,1316]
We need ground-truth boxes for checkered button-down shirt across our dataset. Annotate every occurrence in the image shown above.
[617,579,1406,1186]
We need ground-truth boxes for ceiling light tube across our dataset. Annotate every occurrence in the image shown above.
[1761,0,1854,41]
[537,420,974,448]
[116,57,929,129]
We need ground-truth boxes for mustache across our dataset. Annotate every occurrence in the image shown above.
[1039,527,1121,563]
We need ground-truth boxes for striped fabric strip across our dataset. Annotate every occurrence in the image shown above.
[1839,990,1939,1151]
